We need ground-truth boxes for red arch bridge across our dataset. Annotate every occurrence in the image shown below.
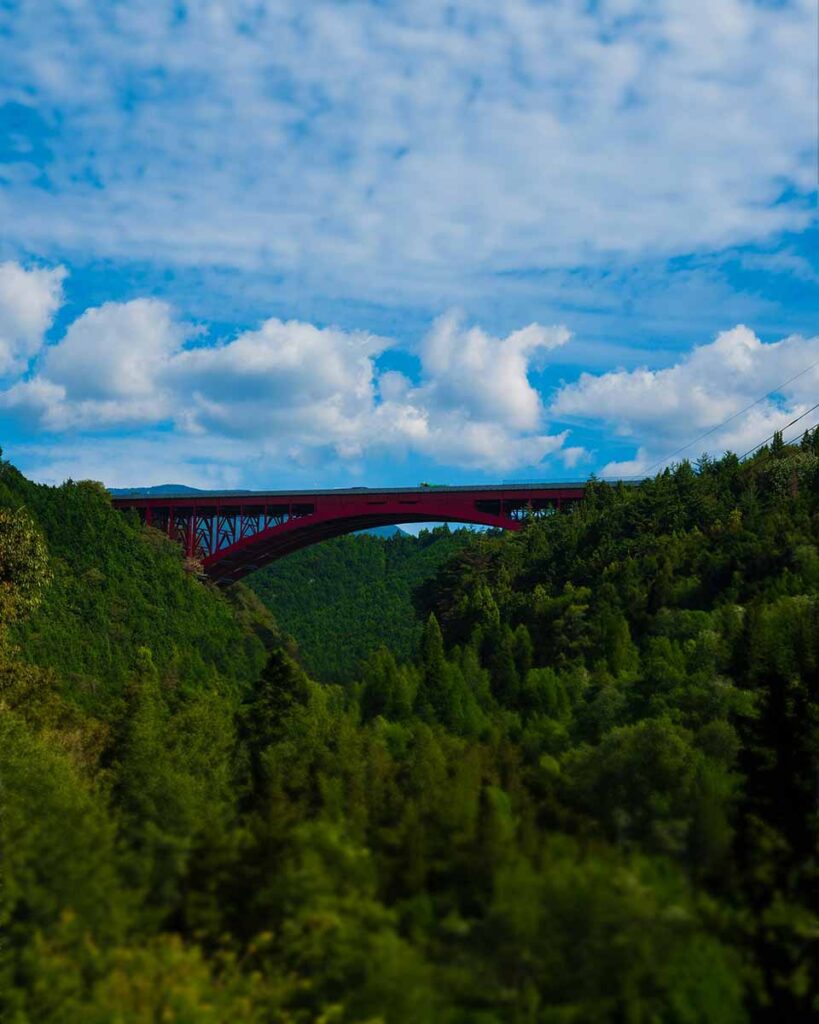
[111,483,588,584]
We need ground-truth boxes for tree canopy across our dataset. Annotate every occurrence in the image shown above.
[2,436,819,1020]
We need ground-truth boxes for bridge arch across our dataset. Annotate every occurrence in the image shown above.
[200,507,524,583]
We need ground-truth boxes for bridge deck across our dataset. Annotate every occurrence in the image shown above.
[111,481,595,502]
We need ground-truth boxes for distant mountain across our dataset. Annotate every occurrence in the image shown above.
[108,484,207,496]
[110,483,262,498]
[357,525,410,538]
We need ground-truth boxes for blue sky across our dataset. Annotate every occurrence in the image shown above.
[0,0,817,490]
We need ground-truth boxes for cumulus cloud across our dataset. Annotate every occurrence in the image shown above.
[356,313,573,470]
[560,446,589,471]
[44,299,186,401]
[551,325,819,475]
[170,318,390,444]
[0,282,571,476]
[417,313,569,432]
[0,261,66,376]
[2,298,187,430]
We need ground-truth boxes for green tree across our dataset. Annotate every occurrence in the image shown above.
[0,505,50,628]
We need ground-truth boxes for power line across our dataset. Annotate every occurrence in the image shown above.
[782,417,819,449]
[730,414,819,480]
[738,401,819,462]
[642,355,819,475]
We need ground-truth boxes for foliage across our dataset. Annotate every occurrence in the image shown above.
[2,437,819,1020]
[0,504,50,627]
[246,526,473,681]
[0,458,273,711]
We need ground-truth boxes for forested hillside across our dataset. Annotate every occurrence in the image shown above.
[5,473,278,711]
[246,527,474,681]
[1,435,818,1021]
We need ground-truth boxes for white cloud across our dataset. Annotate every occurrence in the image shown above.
[599,450,654,479]
[416,313,569,431]
[2,297,186,430]
[44,299,186,401]
[418,419,568,473]
[1,295,571,475]
[550,324,819,475]
[0,261,66,376]
[560,446,589,471]
[169,318,389,444]
[0,1,814,299]
[347,312,573,470]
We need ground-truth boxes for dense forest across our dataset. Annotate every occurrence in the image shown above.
[1,434,818,1021]
[246,527,474,682]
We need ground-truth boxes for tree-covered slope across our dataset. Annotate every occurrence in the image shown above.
[2,436,818,1021]
[245,526,474,681]
[0,459,277,712]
